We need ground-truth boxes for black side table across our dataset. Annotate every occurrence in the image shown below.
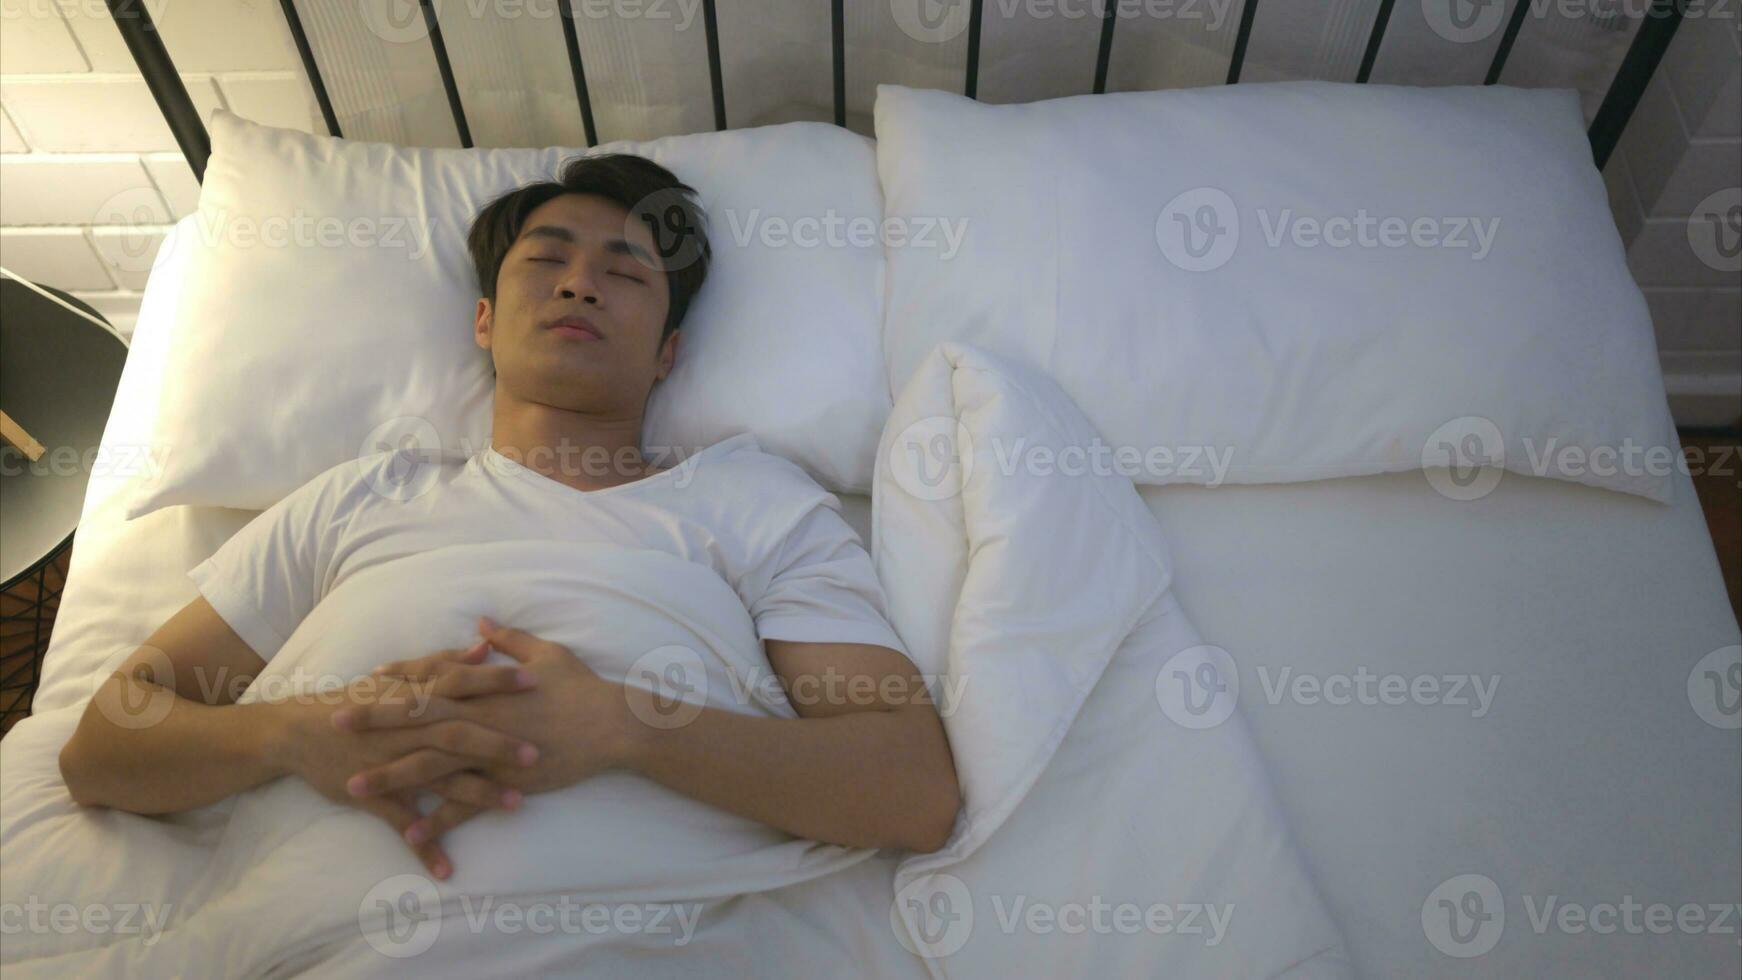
[1,276,128,734]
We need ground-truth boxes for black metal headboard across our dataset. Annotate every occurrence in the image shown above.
[103,0,1687,183]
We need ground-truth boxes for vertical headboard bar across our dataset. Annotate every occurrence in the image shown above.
[831,0,846,126]
[1092,0,1118,94]
[418,0,473,147]
[277,0,341,138]
[102,0,209,182]
[1483,0,1533,85]
[1226,0,1262,84]
[964,0,986,99]
[702,0,727,130]
[558,0,600,147]
[1355,0,1398,83]
[1588,0,1686,168]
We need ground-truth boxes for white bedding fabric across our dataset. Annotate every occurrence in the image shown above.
[129,116,892,518]
[1138,464,1742,977]
[1,701,925,978]
[872,82,1678,503]
[2,225,1347,978]
[6,193,1738,977]
[5,542,875,975]
[873,342,1350,978]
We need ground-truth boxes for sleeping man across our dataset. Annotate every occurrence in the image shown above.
[57,154,962,882]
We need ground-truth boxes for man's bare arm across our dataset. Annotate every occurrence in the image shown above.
[351,622,963,853]
[624,637,962,852]
[57,598,539,878]
[58,597,289,813]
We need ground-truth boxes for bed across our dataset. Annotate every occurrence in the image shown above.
[3,2,1738,977]
[7,216,1738,975]
[3,220,1354,979]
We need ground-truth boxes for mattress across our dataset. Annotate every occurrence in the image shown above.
[1126,470,1740,976]
[16,218,1741,978]
[868,466,1740,977]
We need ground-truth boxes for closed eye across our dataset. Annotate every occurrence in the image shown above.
[528,256,563,264]
[610,271,645,283]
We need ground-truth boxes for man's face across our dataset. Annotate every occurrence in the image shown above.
[475,193,677,414]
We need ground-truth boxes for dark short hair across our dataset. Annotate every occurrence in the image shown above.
[466,153,711,340]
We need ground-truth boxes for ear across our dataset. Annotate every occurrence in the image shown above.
[474,298,493,350]
[655,328,680,381]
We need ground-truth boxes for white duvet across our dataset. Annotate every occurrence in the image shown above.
[3,542,876,975]
[3,341,1350,978]
[872,343,1350,979]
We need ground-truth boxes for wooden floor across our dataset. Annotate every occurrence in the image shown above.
[1684,431,1742,627]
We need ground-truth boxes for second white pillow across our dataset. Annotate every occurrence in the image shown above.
[873,82,1677,503]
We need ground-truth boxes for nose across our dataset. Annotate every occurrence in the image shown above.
[554,253,603,305]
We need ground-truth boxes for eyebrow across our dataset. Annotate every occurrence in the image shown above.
[520,224,657,267]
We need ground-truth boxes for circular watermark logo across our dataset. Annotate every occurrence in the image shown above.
[1155,187,1240,272]
[1688,644,1742,730]
[92,646,178,730]
[889,0,972,44]
[1420,0,1507,44]
[359,873,443,958]
[359,0,432,43]
[1155,644,1239,729]
[623,644,708,730]
[359,416,445,502]
[1422,416,1505,501]
[628,186,709,274]
[1688,187,1742,274]
[91,186,173,276]
[887,415,975,502]
[1422,873,1504,958]
[892,872,974,958]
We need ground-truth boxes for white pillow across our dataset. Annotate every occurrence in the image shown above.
[873,82,1678,502]
[126,110,890,518]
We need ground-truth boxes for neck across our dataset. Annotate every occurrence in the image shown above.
[488,394,658,492]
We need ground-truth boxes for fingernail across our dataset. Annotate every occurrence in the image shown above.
[478,615,497,632]
[515,669,537,688]
[346,774,368,796]
[432,859,450,880]
[518,743,539,766]
[405,822,428,844]
[501,789,523,809]
[330,709,352,731]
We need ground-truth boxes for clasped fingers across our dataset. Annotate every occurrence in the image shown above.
[346,721,539,798]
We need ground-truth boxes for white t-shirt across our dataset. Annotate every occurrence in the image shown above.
[189,432,908,663]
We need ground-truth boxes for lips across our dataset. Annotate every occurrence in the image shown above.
[543,315,603,341]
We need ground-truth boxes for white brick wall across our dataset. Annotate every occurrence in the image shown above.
[1607,12,1742,427]
[0,0,317,336]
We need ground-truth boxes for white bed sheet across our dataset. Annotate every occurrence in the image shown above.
[15,215,1742,978]
[847,454,1742,978]
[1119,469,1741,976]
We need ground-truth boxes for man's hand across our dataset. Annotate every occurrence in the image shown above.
[346,619,962,854]
[342,617,637,843]
[274,666,542,878]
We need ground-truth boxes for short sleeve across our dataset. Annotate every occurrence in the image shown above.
[747,497,911,656]
[185,457,371,661]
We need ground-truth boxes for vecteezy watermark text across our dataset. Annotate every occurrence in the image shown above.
[1,897,174,947]
[359,874,704,958]
[892,873,1234,958]
[1156,188,1502,272]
